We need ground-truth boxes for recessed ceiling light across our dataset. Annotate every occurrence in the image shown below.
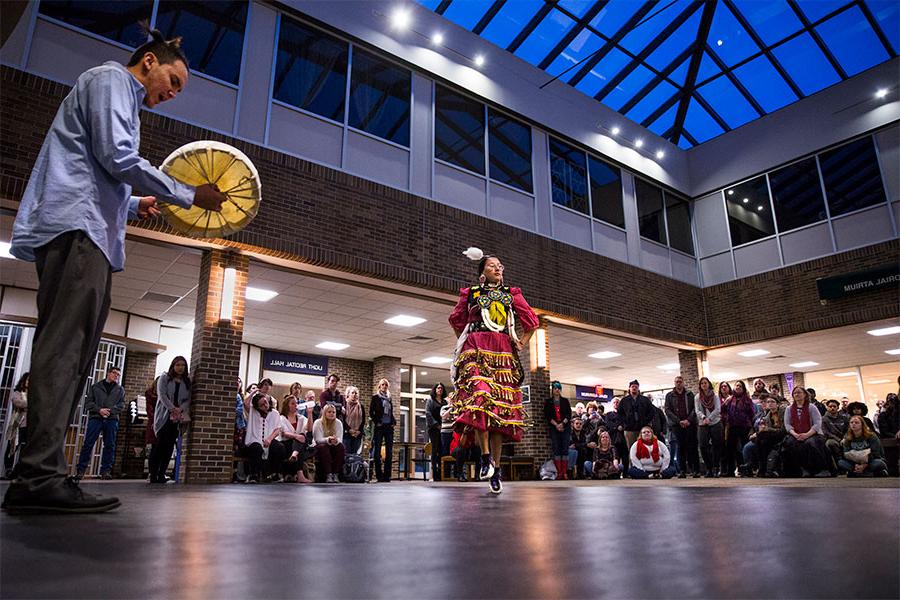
[610,126,621,136]
[875,88,888,99]
[431,32,444,46]
[419,371,428,375]
[634,138,644,148]
[742,197,749,203]
[789,361,819,368]
[245,287,278,302]
[657,363,680,370]
[400,368,409,373]
[391,7,411,30]
[655,150,665,159]
[727,190,734,196]
[0,241,14,259]
[833,371,858,377]
[867,326,900,336]
[474,54,485,67]
[385,315,427,327]
[716,39,724,46]
[422,356,452,364]
[589,351,621,359]
[316,341,349,351]
[869,379,890,384]
[885,349,900,355]
[738,349,770,357]
[757,205,764,211]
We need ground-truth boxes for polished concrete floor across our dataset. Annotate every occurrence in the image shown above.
[2,480,898,600]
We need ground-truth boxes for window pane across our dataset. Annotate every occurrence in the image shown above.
[273,17,348,122]
[588,156,624,227]
[488,110,532,192]
[39,0,153,47]
[725,175,775,245]
[820,137,887,217]
[769,157,827,232]
[349,49,410,146]
[666,194,694,255]
[549,138,588,214]
[635,179,666,244]
[154,1,248,85]
[435,86,485,174]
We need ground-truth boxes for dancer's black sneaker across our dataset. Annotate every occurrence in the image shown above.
[479,456,494,480]
[2,477,120,514]
[489,466,502,494]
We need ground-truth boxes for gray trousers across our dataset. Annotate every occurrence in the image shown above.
[15,231,111,493]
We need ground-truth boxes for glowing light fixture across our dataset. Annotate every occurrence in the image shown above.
[875,88,888,99]
[738,349,769,357]
[385,315,427,327]
[833,371,858,377]
[589,351,621,359]
[634,138,644,148]
[655,150,665,159]
[474,54,485,67]
[316,341,349,351]
[531,328,547,369]
[391,7,411,30]
[220,267,236,321]
[610,126,620,136]
[789,361,819,368]
[431,32,444,46]
[245,287,278,302]
[422,356,452,364]
[867,326,900,336]
[887,349,900,355]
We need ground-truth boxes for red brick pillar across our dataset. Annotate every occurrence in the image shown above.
[183,249,248,484]
[518,319,551,476]
[114,350,158,478]
[678,349,703,394]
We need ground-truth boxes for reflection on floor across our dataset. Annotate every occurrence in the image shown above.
[2,481,898,599]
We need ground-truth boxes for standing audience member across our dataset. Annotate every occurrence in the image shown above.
[590,430,622,480]
[783,386,829,477]
[695,377,722,478]
[233,378,247,482]
[75,366,125,480]
[148,357,191,484]
[3,373,29,479]
[439,399,456,477]
[821,399,850,471]
[319,374,345,420]
[664,375,699,478]
[279,395,311,483]
[342,386,366,456]
[722,380,754,477]
[628,426,675,479]
[314,404,345,483]
[425,383,448,481]
[545,381,572,480]
[370,378,395,482]
[619,380,654,451]
[808,388,827,416]
[768,383,785,405]
[604,397,629,470]
[839,415,888,477]
[876,393,900,476]
[244,392,285,483]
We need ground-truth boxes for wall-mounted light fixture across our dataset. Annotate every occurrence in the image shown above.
[220,267,236,321]
[531,328,547,370]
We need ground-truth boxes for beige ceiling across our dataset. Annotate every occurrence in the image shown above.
[2,236,896,392]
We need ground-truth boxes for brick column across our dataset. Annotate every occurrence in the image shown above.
[782,372,805,395]
[678,349,703,393]
[518,320,551,476]
[113,350,157,478]
[183,249,248,484]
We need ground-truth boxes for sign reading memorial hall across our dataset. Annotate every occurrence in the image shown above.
[262,350,328,376]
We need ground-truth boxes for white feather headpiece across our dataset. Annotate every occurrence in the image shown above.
[462,247,484,261]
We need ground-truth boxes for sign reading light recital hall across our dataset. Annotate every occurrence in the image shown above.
[262,350,329,376]
[816,264,900,301]
[575,385,614,403]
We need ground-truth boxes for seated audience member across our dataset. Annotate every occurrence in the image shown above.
[342,386,366,456]
[449,430,482,482]
[589,430,622,480]
[244,392,286,483]
[821,399,850,471]
[768,383,785,405]
[839,415,888,477]
[628,426,676,479]
[568,417,589,479]
[574,402,586,420]
[740,392,770,477]
[808,388,826,416]
[313,404,345,483]
[756,395,786,477]
[279,395,311,483]
[258,378,277,411]
[783,386,829,477]
[846,401,876,432]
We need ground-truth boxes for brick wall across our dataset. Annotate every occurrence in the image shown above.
[325,357,375,401]
[113,350,157,477]
[517,322,552,477]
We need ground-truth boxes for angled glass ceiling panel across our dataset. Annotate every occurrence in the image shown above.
[417,0,443,10]
[697,51,720,82]
[696,77,757,129]
[815,5,890,76]
[441,0,494,31]
[645,8,701,71]
[479,0,544,49]
[708,2,760,67]
[668,59,690,86]
[732,55,797,113]
[601,65,655,110]
[795,0,854,22]
[647,102,678,136]
[559,0,595,19]
[620,0,692,55]
[514,9,577,66]
[865,0,900,53]
[771,32,841,95]
[731,0,804,46]
[684,99,725,143]
[574,46,630,96]
[545,30,605,82]
[589,0,643,36]
[625,80,677,125]
[677,136,693,150]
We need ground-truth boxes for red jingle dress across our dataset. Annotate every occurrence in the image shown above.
[448,284,539,442]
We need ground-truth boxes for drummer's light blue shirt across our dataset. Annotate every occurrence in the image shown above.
[11,61,195,271]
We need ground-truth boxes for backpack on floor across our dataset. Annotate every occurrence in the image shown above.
[539,459,557,480]
[343,453,369,483]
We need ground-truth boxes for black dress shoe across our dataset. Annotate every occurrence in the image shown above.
[2,477,120,514]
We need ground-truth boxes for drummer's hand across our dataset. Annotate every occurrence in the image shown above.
[194,183,226,211]
[137,196,161,219]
